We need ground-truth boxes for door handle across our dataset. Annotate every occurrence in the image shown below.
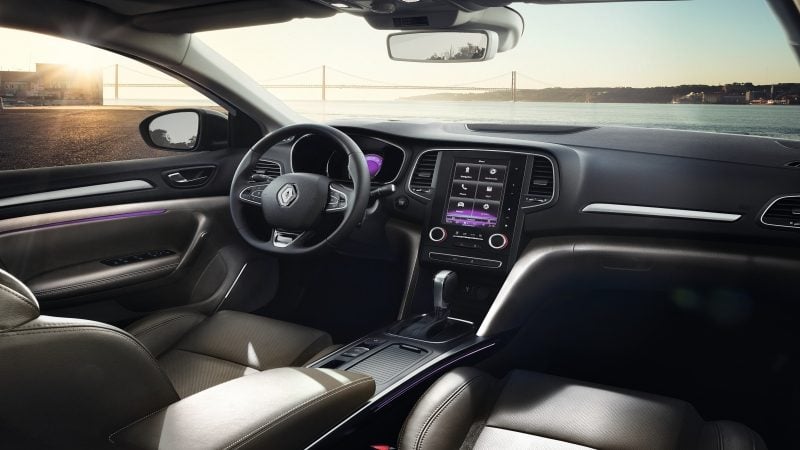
[168,172,207,184]
[163,166,216,188]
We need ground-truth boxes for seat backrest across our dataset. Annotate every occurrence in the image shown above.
[0,269,179,449]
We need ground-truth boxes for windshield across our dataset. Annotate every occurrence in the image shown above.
[198,0,800,140]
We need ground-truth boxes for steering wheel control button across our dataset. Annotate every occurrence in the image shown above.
[488,233,509,250]
[239,184,269,205]
[429,226,447,242]
[326,186,348,211]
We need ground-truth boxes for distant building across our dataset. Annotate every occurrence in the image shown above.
[701,92,747,105]
[0,63,102,105]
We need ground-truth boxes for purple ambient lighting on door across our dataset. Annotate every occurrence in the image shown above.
[0,209,167,236]
[365,154,384,178]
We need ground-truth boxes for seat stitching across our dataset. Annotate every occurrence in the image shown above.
[33,263,177,296]
[0,284,38,314]
[108,404,172,443]
[415,374,484,450]
[225,377,373,449]
[172,348,257,369]
[132,313,201,338]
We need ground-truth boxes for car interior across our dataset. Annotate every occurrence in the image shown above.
[0,0,799,449]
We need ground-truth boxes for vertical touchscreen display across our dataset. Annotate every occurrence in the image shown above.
[444,158,508,228]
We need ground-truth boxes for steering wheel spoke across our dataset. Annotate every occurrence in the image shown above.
[272,229,307,248]
[325,183,352,213]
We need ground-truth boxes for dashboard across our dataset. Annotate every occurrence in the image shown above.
[262,121,800,273]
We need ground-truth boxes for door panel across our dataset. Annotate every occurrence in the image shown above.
[0,195,278,326]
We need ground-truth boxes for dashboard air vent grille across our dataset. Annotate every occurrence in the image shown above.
[523,156,555,206]
[393,16,430,27]
[762,196,800,229]
[409,151,439,199]
[250,159,282,183]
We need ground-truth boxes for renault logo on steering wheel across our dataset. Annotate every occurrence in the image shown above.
[277,184,297,207]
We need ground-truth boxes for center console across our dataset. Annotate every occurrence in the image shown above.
[421,150,530,271]
[305,149,553,447]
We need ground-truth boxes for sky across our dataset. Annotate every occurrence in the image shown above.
[0,0,798,102]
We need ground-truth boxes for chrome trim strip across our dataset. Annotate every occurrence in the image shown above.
[406,148,557,210]
[760,194,800,229]
[0,180,153,208]
[582,203,741,222]
[215,263,248,312]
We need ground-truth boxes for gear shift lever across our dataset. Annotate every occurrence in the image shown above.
[389,269,471,341]
[433,270,457,319]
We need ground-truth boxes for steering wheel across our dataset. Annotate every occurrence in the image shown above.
[229,123,370,255]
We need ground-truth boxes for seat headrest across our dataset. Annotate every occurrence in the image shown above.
[0,269,40,331]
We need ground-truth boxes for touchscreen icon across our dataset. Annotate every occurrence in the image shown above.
[489,168,497,175]
[482,203,490,210]
[486,186,493,192]
[457,201,465,208]
[460,183,468,191]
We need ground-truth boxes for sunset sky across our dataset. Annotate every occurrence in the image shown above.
[0,0,798,102]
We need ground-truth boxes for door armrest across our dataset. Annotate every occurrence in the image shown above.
[109,367,375,449]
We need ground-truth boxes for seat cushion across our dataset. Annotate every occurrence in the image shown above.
[128,310,332,398]
[399,368,767,450]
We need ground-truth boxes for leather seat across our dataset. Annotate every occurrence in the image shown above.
[126,309,333,397]
[0,268,332,447]
[400,368,767,450]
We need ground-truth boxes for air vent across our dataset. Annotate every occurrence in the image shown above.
[393,16,429,27]
[762,196,800,229]
[249,159,282,183]
[409,151,439,199]
[522,156,555,207]
[785,161,800,168]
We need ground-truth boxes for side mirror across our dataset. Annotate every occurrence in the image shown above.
[387,31,499,63]
[139,109,228,152]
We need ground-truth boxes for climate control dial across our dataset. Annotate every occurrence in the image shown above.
[488,233,509,250]
[429,227,447,242]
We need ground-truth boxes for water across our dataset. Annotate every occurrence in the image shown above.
[287,100,800,141]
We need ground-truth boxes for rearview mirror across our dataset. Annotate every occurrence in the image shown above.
[140,109,228,152]
[387,31,498,63]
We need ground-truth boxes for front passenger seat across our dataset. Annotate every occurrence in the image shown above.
[126,309,332,398]
[400,367,767,450]
[0,268,331,447]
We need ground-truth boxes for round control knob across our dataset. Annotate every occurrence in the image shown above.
[488,233,509,250]
[429,227,447,242]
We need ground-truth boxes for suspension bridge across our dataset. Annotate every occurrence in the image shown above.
[102,64,555,101]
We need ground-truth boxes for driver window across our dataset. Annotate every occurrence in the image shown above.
[0,27,225,171]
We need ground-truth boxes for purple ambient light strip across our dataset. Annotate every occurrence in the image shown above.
[0,209,167,236]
